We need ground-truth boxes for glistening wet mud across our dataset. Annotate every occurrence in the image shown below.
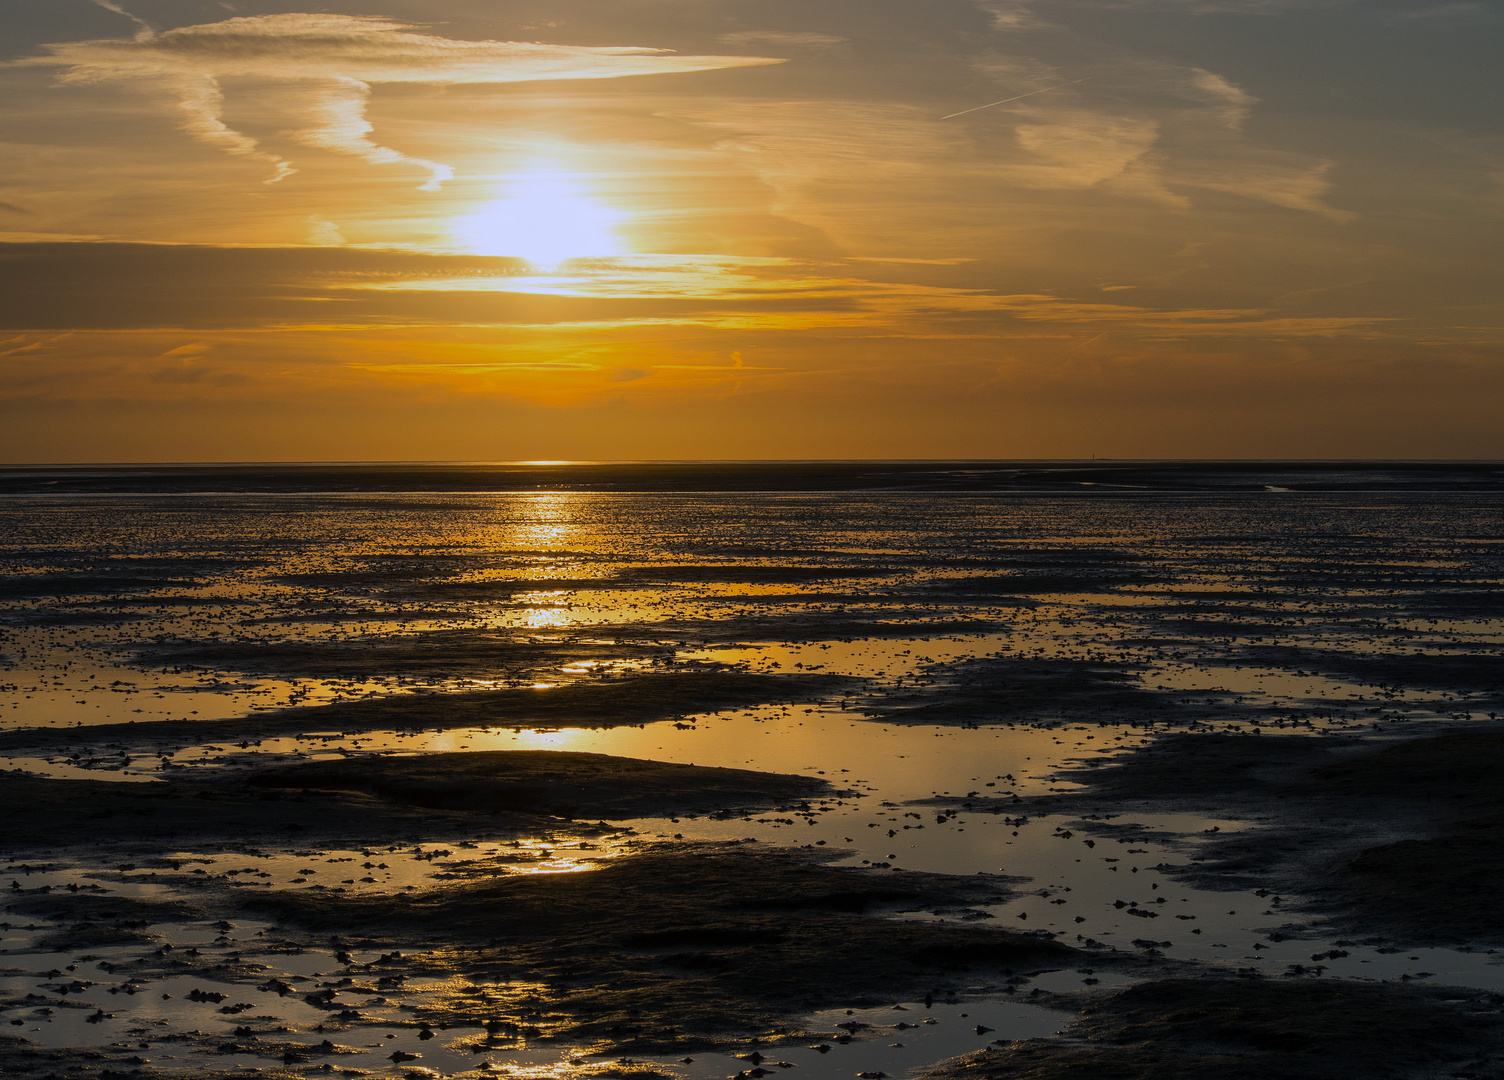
[915,978,1504,1080]
[0,748,832,848]
[3,468,1503,1078]
[968,726,1504,947]
[0,672,855,757]
[243,843,1081,1052]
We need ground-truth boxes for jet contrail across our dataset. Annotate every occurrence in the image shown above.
[939,77,1090,120]
[88,0,153,34]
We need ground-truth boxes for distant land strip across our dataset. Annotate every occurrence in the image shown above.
[1,460,1503,495]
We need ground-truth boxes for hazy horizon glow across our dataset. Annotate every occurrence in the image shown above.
[0,0,1500,461]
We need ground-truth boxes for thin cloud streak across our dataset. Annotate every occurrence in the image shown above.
[939,77,1092,120]
[293,76,453,191]
[18,14,782,188]
[87,0,153,36]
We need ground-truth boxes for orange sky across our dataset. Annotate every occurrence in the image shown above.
[1,0,1501,460]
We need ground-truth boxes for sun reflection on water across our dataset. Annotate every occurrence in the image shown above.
[512,728,587,748]
[510,491,582,551]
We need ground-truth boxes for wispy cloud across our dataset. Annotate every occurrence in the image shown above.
[0,333,73,359]
[18,14,781,189]
[305,216,346,247]
[683,57,1345,222]
[87,0,152,36]
[347,255,1394,338]
[1181,159,1351,220]
[291,76,453,190]
[1020,0,1328,11]
[719,31,849,51]
[1007,112,1188,205]
[1187,68,1256,131]
[975,1,1050,30]
[1390,2,1495,21]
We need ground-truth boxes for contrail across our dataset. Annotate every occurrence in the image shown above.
[939,77,1090,120]
[88,0,153,35]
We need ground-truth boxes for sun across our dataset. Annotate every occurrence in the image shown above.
[453,170,624,269]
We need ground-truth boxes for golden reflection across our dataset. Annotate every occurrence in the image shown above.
[523,608,572,629]
[515,729,584,748]
[515,857,597,876]
[499,838,606,877]
[453,168,623,268]
[511,491,581,551]
[559,660,611,674]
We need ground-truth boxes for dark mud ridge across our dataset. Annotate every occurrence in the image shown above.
[144,633,668,680]
[4,892,199,952]
[247,750,842,819]
[928,725,1504,946]
[867,657,1166,726]
[397,564,906,597]
[0,671,856,756]
[141,622,1008,682]
[244,843,1082,1052]
[1217,645,1504,701]
[917,978,1504,1080]
[0,750,833,850]
[861,653,1320,728]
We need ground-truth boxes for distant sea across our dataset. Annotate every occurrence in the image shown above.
[1,459,1502,495]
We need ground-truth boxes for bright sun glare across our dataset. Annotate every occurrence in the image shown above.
[454,170,623,269]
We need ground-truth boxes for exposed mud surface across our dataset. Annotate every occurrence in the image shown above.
[0,672,855,756]
[146,633,668,680]
[6,893,200,954]
[941,727,1504,947]
[0,770,482,849]
[245,843,1082,1052]
[0,750,834,850]
[1223,647,1504,697]
[4,479,1504,1078]
[404,566,906,598]
[867,658,1166,725]
[0,1035,679,1080]
[247,750,834,819]
[0,573,207,601]
[144,624,1007,682]
[917,978,1504,1080]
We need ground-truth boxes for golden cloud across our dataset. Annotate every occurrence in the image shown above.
[18,14,781,189]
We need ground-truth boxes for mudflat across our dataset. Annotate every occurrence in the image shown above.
[916,978,1504,1080]
[0,671,854,756]
[0,748,834,849]
[936,726,1504,947]
[244,843,1081,1052]
[4,478,1503,1079]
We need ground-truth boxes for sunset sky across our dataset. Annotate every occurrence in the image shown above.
[1,0,1500,461]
